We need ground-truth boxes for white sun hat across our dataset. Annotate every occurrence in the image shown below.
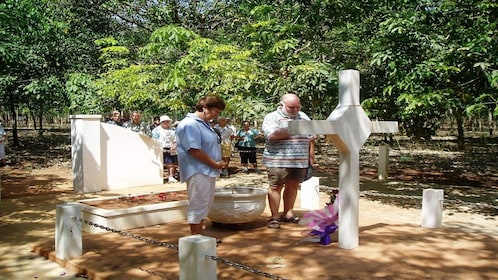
[160,115,172,122]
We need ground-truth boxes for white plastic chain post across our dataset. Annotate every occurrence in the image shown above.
[179,235,217,280]
[421,189,444,228]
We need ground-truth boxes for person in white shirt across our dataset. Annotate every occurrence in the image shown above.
[152,115,178,183]
[262,93,315,229]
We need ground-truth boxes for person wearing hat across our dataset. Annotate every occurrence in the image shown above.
[152,115,178,183]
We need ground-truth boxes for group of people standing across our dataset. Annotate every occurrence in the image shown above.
[106,92,314,234]
[212,117,262,176]
[105,110,179,183]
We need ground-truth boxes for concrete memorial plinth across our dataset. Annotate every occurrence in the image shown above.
[70,115,163,193]
[289,69,398,249]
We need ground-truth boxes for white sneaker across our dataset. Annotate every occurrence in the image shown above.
[168,176,178,183]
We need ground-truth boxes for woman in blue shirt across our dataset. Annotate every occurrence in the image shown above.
[176,95,226,235]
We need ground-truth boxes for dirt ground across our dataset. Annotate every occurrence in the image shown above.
[1,166,497,279]
[0,131,497,279]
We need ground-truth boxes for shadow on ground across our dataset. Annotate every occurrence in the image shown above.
[32,213,498,280]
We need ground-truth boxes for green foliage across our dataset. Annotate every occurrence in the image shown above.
[141,25,200,63]
[0,0,119,135]
[366,0,497,140]
[1,0,496,144]
[66,73,100,114]
[96,64,161,115]
[95,37,131,71]
[397,90,447,139]
[23,75,68,124]
[96,24,270,119]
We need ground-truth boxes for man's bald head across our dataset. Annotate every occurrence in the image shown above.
[281,93,300,104]
[280,93,301,117]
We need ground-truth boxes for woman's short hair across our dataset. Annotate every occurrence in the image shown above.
[195,95,226,112]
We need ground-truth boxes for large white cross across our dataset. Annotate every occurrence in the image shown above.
[289,70,398,249]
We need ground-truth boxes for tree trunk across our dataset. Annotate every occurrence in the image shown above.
[8,92,19,147]
[30,112,37,130]
[489,109,494,136]
[38,107,44,136]
[455,109,465,150]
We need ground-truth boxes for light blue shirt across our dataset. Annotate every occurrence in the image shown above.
[176,113,221,182]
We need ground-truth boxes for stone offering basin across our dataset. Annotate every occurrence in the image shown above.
[208,186,268,224]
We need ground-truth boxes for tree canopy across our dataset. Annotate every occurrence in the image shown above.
[1,0,496,147]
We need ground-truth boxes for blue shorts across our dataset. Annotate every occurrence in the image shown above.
[163,149,178,164]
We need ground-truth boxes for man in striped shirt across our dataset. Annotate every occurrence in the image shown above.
[262,93,315,229]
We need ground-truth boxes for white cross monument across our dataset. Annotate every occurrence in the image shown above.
[288,69,398,249]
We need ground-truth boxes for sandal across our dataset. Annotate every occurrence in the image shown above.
[280,215,300,223]
[267,218,281,229]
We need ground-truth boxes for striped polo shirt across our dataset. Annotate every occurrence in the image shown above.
[262,108,312,168]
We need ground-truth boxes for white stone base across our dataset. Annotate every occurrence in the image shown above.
[78,194,188,233]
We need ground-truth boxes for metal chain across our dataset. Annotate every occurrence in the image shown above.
[72,216,179,251]
[206,255,289,280]
[319,186,498,211]
[71,216,287,280]
[362,191,423,201]
[138,267,171,280]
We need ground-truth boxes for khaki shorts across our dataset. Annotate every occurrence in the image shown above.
[267,167,307,187]
[221,143,232,158]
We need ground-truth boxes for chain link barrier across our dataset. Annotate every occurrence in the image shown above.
[138,267,171,280]
[206,255,289,280]
[319,186,498,211]
[73,216,178,250]
[71,216,287,280]
[70,187,495,279]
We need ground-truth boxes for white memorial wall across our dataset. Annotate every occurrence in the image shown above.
[70,115,163,193]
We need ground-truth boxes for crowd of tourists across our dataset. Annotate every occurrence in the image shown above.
[104,93,315,233]
[103,108,266,180]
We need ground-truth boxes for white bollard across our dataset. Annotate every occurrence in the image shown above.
[179,235,217,280]
[421,189,444,228]
[301,176,320,210]
[377,144,389,182]
[55,203,82,259]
